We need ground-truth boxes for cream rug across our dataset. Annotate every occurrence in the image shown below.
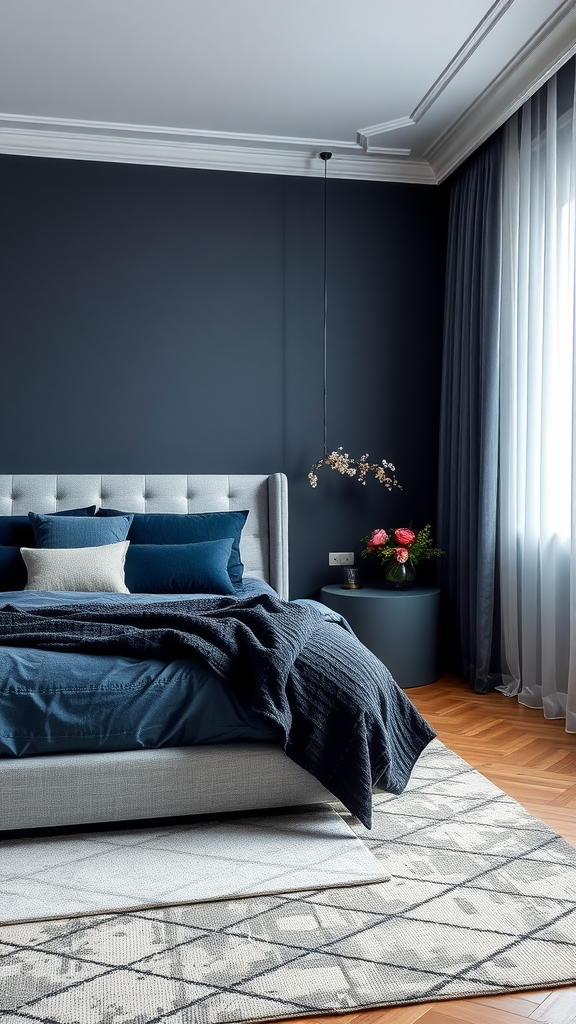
[1,740,575,1023]
[0,806,389,925]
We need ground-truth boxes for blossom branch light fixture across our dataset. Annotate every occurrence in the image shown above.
[307,152,401,491]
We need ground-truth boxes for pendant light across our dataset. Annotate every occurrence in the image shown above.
[308,152,401,490]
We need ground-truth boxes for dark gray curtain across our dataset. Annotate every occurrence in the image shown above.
[437,131,503,692]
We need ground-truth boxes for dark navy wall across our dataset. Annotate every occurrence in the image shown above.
[0,155,448,597]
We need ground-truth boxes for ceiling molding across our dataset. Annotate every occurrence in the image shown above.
[410,0,515,121]
[356,0,515,146]
[0,0,527,182]
[366,146,412,156]
[356,117,415,145]
[0,112,418,167]
[427,0,576,180]
[0,125,437,184]
[0,112,362,153]
[0,2,573,186]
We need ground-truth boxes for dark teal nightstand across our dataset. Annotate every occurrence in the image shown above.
[320,585,440,689]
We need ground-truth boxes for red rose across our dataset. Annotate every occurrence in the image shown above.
[394,528,415,546]
[394,547,409,563]
[368,528,388,549]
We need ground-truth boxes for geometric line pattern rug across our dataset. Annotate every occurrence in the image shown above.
[1,740,575,1023]
[0,805,389,925]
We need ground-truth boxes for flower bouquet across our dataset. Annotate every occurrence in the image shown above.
[361,524,443,589]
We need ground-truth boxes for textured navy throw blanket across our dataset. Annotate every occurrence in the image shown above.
[0,593,435,827]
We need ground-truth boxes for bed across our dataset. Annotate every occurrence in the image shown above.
[0,473,434,832]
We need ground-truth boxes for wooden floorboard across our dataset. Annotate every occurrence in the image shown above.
[265,678,576,1024]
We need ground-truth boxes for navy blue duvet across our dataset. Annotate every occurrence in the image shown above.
[0,579,281,758]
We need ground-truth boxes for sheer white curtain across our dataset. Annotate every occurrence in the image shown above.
[498,65,576,732]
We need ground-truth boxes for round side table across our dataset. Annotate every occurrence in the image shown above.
[320,584,440,689]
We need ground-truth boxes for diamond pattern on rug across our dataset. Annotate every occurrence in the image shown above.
[1,740,575,1023]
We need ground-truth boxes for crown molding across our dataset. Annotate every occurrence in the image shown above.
[0,0,524,184]
[356,0,514,147]
[0,1,571,186]
[427,0,576,181]
[0,113,363,152]
[0,125,437,183]
[356,117,416,146]
[410,0,515,121]
[367,146,412,156]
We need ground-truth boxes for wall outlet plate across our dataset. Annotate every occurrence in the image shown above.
[329,552,354,566]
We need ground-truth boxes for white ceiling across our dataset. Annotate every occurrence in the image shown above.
[1,0,575,183]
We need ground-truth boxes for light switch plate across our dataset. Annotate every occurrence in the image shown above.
[329,552,354,566]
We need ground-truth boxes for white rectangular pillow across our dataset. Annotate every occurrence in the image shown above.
[21,541,130,593]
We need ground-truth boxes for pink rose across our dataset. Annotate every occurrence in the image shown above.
[394,527,415,546]
[368,528,388,547]
[394,547,409,563]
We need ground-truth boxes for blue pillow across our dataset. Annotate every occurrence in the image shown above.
[52,506,97,516]
[125,539,235,595]
[0,507,97,547]
[98,509,249,586]
[29,512,133,549]
[0,546,28,591]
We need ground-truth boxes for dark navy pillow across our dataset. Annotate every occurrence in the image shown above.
[29,512,133,549]
[0,507,97,548]
[52,506,98,516]
[98,509,249,586]
[125,539,235,595]
[0,546,28,591]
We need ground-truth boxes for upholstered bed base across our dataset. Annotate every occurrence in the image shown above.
[0,474,335,831]
[1,744,334,831]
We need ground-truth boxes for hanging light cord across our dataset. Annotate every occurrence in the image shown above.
[307,152,400,492]
[320,151,331,457]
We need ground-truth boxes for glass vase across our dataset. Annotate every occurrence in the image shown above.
[384,558,416,590]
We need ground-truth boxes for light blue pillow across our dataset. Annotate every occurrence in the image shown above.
[124,539,235,594]
[28,512,134,549]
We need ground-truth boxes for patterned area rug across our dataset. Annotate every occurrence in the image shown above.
[1,740,575,1023]
[0,805,389,925]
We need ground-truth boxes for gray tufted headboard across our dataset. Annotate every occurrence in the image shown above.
[0,474,289,599]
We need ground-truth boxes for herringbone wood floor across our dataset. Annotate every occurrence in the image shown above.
[272,678,576,1024]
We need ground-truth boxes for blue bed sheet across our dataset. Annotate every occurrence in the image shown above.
[0,578,282,757]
